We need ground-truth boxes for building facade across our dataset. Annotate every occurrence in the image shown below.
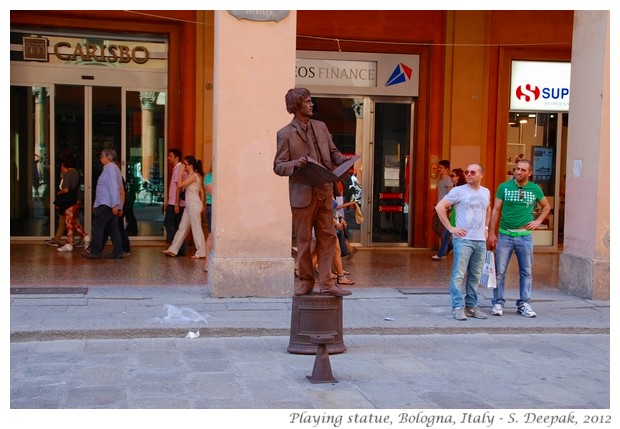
[9,10,609,299]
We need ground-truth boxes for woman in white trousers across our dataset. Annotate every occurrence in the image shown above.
[163,156,206,259]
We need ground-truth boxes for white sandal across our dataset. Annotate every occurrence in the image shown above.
[57,244,73,252]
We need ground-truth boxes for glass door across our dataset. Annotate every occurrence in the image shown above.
[310,96,415,247]
[11,30,169,240]
[369,101,413,246]
[311,96,363,243]
[506,111,566,248]
[54,85,123,235]
[10,85,52,237]
[54,86,167,239]
[54,85,87,237]
[10,83,167,240]
[125,91,167,237]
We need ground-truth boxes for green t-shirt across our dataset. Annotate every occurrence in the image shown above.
[496,179,544,230]
[203,172,212,205]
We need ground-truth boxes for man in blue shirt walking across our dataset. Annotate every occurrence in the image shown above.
[83,148,124,259]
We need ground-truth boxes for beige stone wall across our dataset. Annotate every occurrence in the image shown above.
[443,11,490,171]
[207,11,297,297]
[559,10,610,300]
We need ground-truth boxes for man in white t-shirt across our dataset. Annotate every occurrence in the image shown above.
[435,163,491,321]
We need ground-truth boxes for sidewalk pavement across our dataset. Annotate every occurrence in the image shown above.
[9,284,611,412]
[9,285,610,340]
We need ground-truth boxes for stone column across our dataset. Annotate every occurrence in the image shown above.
[559,11,609,300]
[33,87,48,164]
[140,91,157,182]
[32,87,49,216]
[208,11,296,297]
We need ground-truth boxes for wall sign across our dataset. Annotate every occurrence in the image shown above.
[21,36,150,64]
[297,51,419,97]
[510,61,571,112]
[13,32,168,69]
[53,41,149,64]
[296,59,377,88]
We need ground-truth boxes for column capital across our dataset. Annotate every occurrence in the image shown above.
[139,91,157,110]
[32,86,48,104]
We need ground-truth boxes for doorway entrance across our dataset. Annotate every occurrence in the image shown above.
[312,96,415,247]
[506,111,568,248]
[10,74,167,240]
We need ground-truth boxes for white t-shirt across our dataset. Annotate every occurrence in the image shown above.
[444,184,490,241]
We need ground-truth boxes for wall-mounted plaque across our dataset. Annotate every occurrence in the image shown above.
[228,10,289,22]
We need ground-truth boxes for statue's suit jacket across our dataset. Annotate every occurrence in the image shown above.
[273,118,348,208]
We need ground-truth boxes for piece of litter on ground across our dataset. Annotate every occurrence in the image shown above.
[185,331,200,339]
[152,304,210,324]
[384,317,395,321]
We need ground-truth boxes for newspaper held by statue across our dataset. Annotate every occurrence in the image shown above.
[293,155,360,186]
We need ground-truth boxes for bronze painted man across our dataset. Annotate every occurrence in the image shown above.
[274,88,352,297]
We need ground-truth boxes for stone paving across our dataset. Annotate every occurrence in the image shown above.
[7,244,613,425]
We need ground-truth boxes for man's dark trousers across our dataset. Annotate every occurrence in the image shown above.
[163,204,186,255]
[90,205,123,257]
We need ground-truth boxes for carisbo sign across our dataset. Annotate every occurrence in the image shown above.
[21,36,150,65]
[53,41,149,64]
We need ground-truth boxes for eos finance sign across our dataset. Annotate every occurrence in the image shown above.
[296,59,377,88]
[296,51,419,97]
[510,61,570,112]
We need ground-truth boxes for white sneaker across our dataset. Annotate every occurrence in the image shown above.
[57,243,73,252]
[83,235,91,250]
[517,303,537,318]
[491,303,503,316]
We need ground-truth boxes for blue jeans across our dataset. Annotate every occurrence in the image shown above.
[206,204,212,232]
[493,233,533,307]
[437,229,452,257]
[449,237,486,308]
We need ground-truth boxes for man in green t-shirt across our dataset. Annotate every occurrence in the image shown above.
[488,160,550,318]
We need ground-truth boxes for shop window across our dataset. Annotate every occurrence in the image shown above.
[506,111,564,246]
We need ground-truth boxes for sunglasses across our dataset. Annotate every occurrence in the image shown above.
[464,170,478,175]
[450,174,457,178]
[518,187,524,200]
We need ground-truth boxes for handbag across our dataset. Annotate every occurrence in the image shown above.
[479,250,497,289]
[354,202,364,224]
[53,188,77,210]
[432,210,447,237]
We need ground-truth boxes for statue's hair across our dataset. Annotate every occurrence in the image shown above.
[285,88,311,114]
